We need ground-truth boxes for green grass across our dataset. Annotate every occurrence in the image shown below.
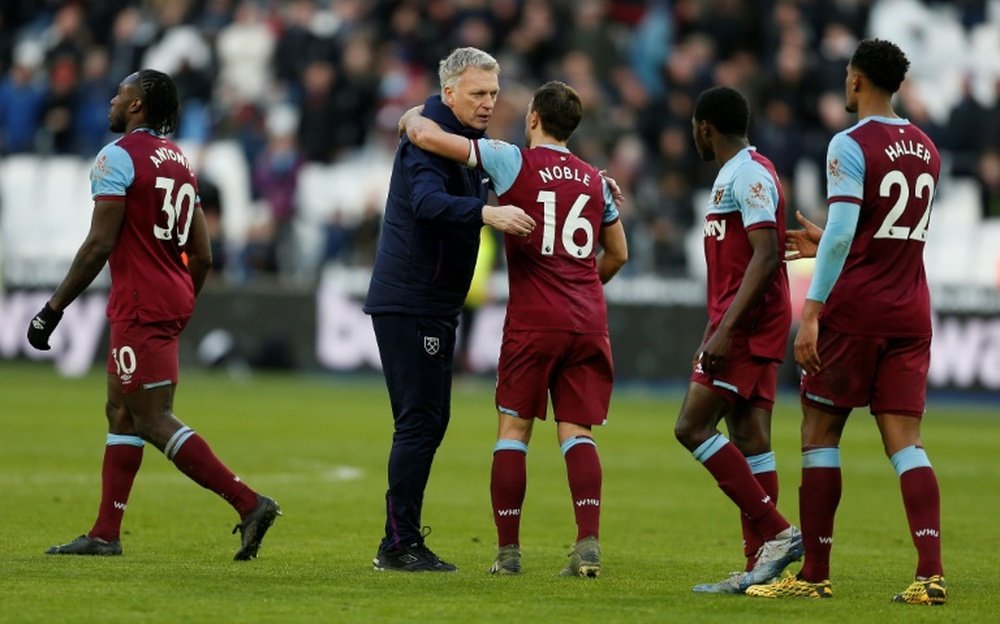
[1,361,997,623]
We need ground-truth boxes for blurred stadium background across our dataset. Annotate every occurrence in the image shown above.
[1,0,999,395]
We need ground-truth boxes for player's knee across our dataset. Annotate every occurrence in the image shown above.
[129,418,154,444]
[730,425,770,454]
[104,399,129,428]
[673,417,707,450]
[130,412,176,449]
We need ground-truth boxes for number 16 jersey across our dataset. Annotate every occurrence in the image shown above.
[822,117,940,337]
[90,127,199,323]
[472,139,619,333]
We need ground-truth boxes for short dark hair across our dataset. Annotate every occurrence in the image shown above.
[693,86,749,137]
[136,69,179,135]
[850,38,910,94]
[531,81,583,142]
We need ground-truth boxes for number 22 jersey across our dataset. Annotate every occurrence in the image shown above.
[822,117,940,337]
[90,127,199,323]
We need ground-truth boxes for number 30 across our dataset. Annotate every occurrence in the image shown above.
[153,176,196,245]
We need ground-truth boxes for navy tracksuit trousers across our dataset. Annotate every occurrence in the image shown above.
[372,313,459,550]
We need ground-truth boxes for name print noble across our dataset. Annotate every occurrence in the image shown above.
[539,165,591,186]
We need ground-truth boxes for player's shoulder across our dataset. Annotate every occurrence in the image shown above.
[93,139,133,172]
[906,121,937,148]
[832,122,863,144]
[828,126,865,160]
[566,150,600,173]
[730,150,774,186]
[479,137,518,153]
[110,129,154,157]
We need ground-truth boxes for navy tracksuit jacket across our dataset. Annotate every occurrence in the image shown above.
[364,95,489,549]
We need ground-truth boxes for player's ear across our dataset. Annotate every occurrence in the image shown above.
[698,119,713,140]
[850,71,862,93]
[442,85,455,107]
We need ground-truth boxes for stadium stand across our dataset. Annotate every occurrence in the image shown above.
[1,0,998,288]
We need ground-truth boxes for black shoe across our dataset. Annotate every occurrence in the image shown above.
[232,495,282,561]
[46,535,122,556]
[373,541,458,572]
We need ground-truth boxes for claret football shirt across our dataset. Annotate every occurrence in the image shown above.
[820,116,939,337]
[472,139,618,334]
[701,147,790,361]
[90,128,199,322]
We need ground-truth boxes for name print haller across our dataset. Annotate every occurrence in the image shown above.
[884,138,932,163]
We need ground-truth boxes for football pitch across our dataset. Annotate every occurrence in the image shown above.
[2,362,997,623]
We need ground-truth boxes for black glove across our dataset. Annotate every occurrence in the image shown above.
[27,303,63,351]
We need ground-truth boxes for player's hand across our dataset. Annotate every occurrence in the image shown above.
[794,315,821,375]
[598,169,625,207]
[26,302,63,351]
[398,104,424,137]
[691,345,704,371]
[785,211,824,260]
[699,328,732,376]
[483,204,536,237]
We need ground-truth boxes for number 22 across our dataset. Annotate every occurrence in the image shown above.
[873,170,934,241]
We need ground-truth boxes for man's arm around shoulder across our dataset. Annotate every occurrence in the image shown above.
[400,105,474,165]
[399,107,535,236]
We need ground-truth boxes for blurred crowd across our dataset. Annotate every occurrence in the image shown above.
[1,0,999,282]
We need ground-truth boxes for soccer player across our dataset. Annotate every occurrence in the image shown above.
[675,86,801,594]
[364,47,535,573]
[745,39,946,605]
[26,70,280,560]
[399,80,628,577]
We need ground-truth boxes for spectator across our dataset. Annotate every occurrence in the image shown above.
[74,46,115,156]
[0,47,45,154]
[216,1,274,109]
[980,150,1000,219]
[0,0,998,284]
[246,104,304,278]
[38,55,79,155]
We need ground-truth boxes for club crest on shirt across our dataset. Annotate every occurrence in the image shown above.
[91,154,111,183]
[749,181,766,202]
[424,336,440,356]
[828,158,842,181]
[712,187,725,205]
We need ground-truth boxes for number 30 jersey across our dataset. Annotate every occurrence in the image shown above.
[91,128,199,323]
[472,139,619,333]
[823,117,940,337]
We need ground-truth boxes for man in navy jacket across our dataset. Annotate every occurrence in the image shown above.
[365,47,534,572]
